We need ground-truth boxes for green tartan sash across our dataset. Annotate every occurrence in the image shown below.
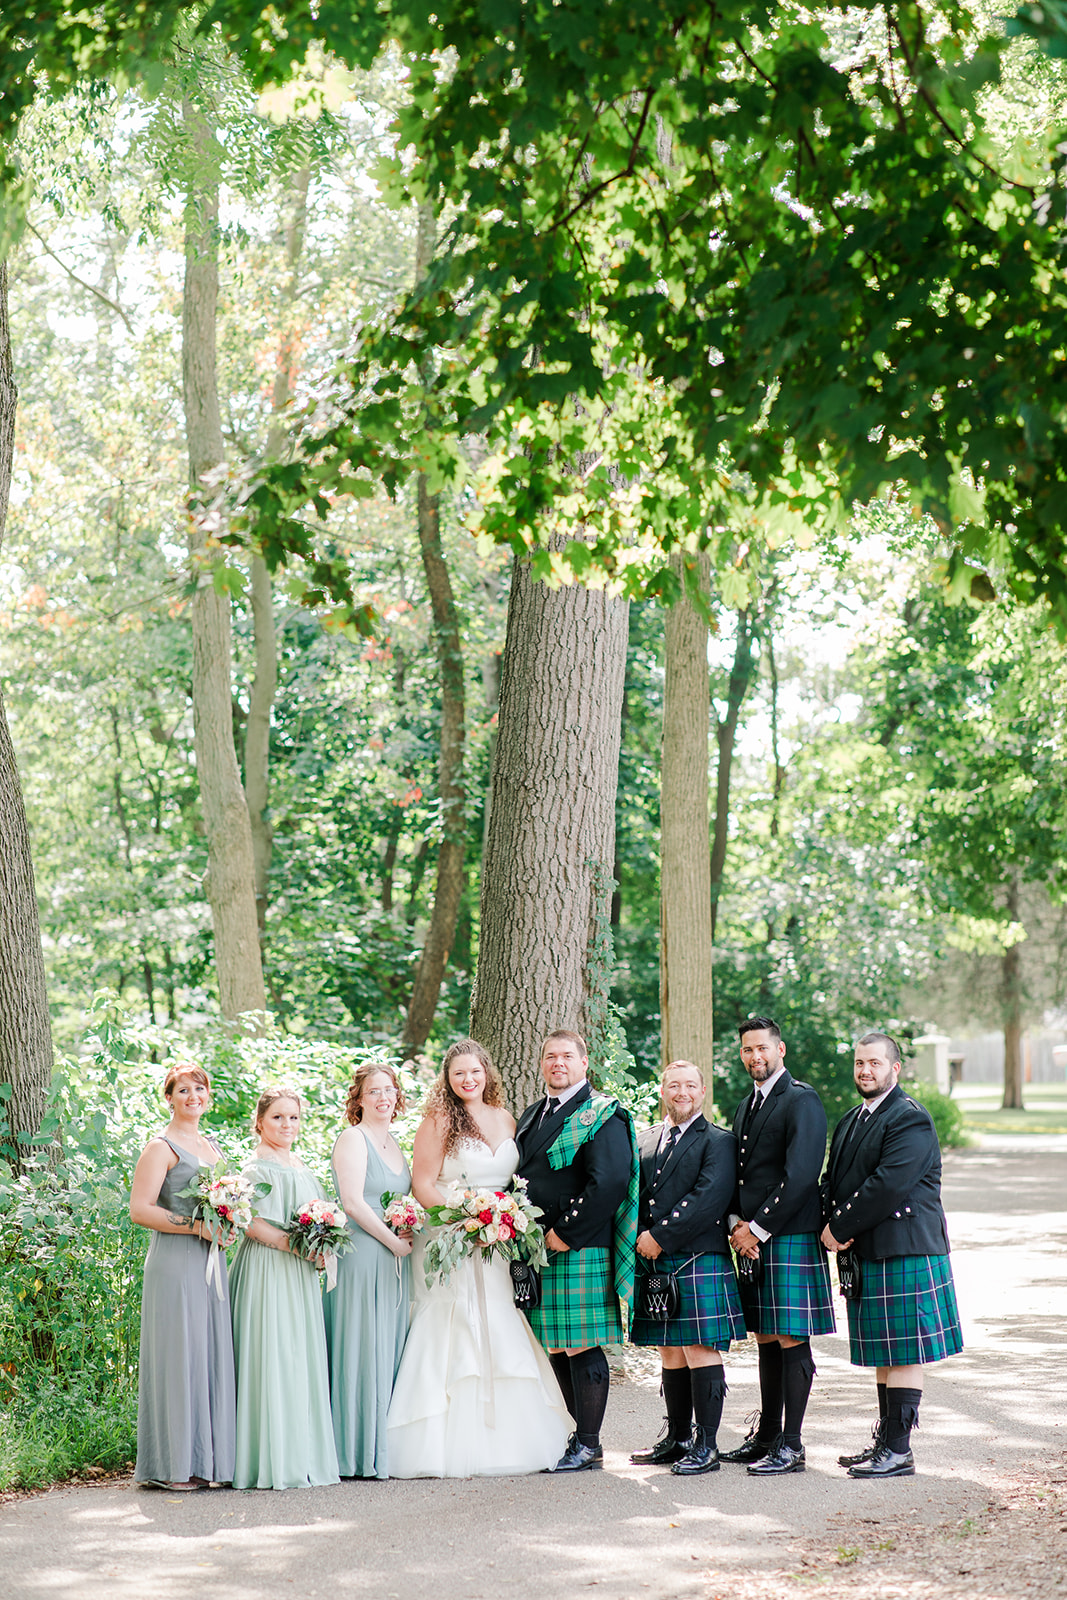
[547,1093,639,1311]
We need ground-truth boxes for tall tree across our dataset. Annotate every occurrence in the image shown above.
[182,95,266,1024]
[659,553,714,1090]
[471,560,628,1106]
[0,259,55,1153]
[401,205,468,1058]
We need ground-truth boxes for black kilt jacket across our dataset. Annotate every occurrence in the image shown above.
[515,1080,631,1250]
[637,1117,737,1257]
[821,1085,951,1260]
[731,1070,827,1237]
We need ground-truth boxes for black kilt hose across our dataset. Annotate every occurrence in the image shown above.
[740,1231,835,1337]
[631,1253,745,1349]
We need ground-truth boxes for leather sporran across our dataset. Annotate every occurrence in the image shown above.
[510,1261,542,1311]
[636,1269,681,1320]
[837,1247,862,1301]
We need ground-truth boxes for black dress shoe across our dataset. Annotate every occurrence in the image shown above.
[838,1420,887,1469]
[550,1435,603,1472]
[720,1427,775,1465]
[630,1431,694,1466]
[671,1428,720,1476]
[746,1436,805,1475]
[848,1443,915,1479]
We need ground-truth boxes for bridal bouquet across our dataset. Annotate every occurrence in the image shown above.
[381,1193,426,1233]
[422,1177,548,1286]
[177,1170,268,1298]
[286,1198,353,1290]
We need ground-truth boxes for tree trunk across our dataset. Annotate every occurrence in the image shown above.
[182,99,266,1025]
[471,559,628,1108]
[0,260,55,1153]
[401,480,468,1056]
[245,164,310,936]
[710,607,758,941]
[659,553,714,1098]
[401,208,469,1059]
[1001,875,1025,1110]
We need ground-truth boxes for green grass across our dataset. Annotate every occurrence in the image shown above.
[0,1376,136,1492]
[953,1081,1067,1135]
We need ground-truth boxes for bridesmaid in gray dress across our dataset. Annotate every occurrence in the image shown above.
[129,1063,237,1490]
[324,1062,413,1478]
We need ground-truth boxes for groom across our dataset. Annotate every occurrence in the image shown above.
[515,1029,638,1472]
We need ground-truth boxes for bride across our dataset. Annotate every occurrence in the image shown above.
[386,1039,570,1477]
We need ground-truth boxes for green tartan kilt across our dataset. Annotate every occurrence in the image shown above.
[631,1252,745,1349]
[846,1253,963,1368]
[529,1247,623,1350]
[741,1231,836,1337]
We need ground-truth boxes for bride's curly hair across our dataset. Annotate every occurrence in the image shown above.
[424,1039,505,1157]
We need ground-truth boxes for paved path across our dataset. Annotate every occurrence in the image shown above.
[4,1137,1065,1600]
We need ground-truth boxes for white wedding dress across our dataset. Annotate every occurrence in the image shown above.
[386,1138,570,1478]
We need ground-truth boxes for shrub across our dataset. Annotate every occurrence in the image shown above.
[903,1077,969,1149]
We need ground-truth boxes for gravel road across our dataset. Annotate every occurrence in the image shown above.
[3,1134,1064,1600]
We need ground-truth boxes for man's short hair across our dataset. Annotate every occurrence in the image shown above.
[738,1015,782,1043]
[541,1028,588,1058]
[856,1031,902,1066]
[662,1058,705,1087]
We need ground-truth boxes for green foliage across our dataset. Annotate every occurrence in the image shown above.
[903,1077,970,1150]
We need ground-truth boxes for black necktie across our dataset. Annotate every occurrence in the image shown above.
[848,1107,871,1143]
[744,1090,763,1134]
[656,1124,680,1177]
[540,1095,560,1126]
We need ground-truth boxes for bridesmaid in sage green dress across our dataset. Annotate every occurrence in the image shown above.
[129,1063,236,1490]
[228,1087,339,1491]
[324,1062,413,1478]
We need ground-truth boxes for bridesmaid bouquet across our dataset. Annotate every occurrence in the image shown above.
[286,1199,353,1291]
[178,1170,268,1299]
[382,1194,426,1233]
[422,1178,548,1286]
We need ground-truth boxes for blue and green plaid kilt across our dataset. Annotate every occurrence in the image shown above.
[631,1252,745,1349]
[529,1246,623,1351]
[846,1253,963,1367]
[741,1231,836,1337]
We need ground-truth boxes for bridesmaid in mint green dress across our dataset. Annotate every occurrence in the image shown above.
[324,1062,413,1478]
[229,1087,339,1491]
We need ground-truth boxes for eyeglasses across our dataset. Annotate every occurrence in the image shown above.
[365,1087,397,1099]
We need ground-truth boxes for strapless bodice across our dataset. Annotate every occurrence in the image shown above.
[438,1137,519,1192]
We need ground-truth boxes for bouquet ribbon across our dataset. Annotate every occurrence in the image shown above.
[204,1234,225,1300]
[324,1251,338,1292]
[471,1249,496,1429]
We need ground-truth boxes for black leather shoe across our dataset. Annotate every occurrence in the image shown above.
[549,1435,603,1472]
[671,1428,720,1476]
[631,1431,694,1466]
[838,1420,887,1469]
[848,1444,915,1479]
[746,1436,805,1475]
[719,1415,774,1464]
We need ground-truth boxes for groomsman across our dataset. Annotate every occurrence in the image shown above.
[515,1030,639,1472]
[722,1016,835,1476]
[629,1061,744,1475]
[822,1032,963,1478]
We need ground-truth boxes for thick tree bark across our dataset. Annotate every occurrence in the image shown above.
[400,479,468,1056]
[0,260,55,1152]
[182,100,266,1025]
[710,607,758,941]
[1001,874,1025,1110]
[659,553,714,1095]
[471,559,628,1108]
